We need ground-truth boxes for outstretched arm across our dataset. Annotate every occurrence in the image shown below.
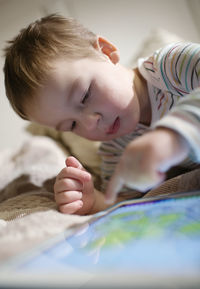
[105,126,190,204]
[106,89,200,204]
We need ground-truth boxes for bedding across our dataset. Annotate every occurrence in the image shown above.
[0,136,92,261]
[0,28,199,263]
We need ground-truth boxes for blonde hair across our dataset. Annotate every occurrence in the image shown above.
[4,14,98,120]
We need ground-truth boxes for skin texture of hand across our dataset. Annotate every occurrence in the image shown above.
[105,128,189,204]
[54,156,96,215]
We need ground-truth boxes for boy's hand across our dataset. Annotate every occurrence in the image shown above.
[54,156,95,215]
[106,128,189,204]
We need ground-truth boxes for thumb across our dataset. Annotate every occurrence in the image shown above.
[105,170,124,205]
[65,156,83,169]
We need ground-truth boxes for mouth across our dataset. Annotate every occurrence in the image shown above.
[106,117,120,135]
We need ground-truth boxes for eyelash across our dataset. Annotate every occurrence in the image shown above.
[71,85,91,131]
[71,121,76,131]
[81,85,91,104]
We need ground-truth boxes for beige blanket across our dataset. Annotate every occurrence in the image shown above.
[0,136,92,262]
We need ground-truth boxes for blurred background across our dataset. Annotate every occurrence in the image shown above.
[0,0,200,151]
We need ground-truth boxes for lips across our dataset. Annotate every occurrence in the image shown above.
[106,117,120,135]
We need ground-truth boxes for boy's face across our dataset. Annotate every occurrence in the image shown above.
[27,55,140,141]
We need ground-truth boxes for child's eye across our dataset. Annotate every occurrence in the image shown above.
[81,85,91,104]
[71,121,76,131]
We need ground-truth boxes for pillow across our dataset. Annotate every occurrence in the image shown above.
[130,28,184,67]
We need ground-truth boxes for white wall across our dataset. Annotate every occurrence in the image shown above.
[67,0,200,65]
[0,0,199,150]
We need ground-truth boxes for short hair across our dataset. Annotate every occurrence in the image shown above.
[4,14,98,120]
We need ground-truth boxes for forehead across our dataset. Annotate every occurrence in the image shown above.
[39,58,90,97]
[25,58,90,124]
[49,58,82,85]
[45,57,97,93]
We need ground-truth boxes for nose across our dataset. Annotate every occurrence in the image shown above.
[82,113,101,131]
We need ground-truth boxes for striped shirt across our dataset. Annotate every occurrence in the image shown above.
[99,42,200,192]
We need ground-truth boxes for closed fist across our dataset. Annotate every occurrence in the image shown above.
[54,156,95,215]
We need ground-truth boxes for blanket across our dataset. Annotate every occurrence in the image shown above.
[0,136,92,262]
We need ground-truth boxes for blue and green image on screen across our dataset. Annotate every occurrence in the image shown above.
[18,194,200,274]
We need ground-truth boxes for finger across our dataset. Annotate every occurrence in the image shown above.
[126,170,166,192]
[105,173,124,205]
[65,156,83,169]
[155,170,166,186]
[54,178,82,193]
[82,172,93,193]
[57,166,91,182]
[59,200,83,215]
[65,157,93,193]
[55,191,82,205]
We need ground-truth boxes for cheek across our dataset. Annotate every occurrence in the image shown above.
[76,131,99,141]
[105,93,130,112]
[98,86,122,109]
[107,81,133,108]
[94,79,132,114]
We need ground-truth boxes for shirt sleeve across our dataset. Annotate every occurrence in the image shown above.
[138,42,200,96]
[153,87,200,163]
[148,42,200,163]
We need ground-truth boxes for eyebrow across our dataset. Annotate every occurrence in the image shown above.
[55,78,79,131]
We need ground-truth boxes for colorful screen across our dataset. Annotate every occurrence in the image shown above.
[17,194,200,275]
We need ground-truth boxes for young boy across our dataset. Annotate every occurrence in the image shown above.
[4,14,200,215]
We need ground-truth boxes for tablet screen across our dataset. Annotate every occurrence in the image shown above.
[16,193,200,276]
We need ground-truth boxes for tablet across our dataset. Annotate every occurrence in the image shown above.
[0,191,200,289]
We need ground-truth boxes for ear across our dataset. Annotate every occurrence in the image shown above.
[93,36,120,64]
